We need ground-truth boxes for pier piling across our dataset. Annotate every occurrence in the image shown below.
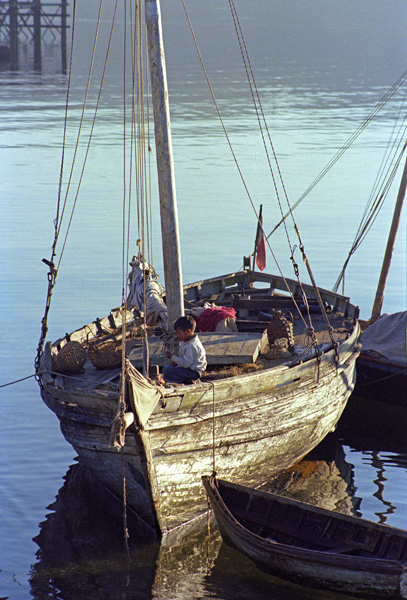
[0,1,69,72]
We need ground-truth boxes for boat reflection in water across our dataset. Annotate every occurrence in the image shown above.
[30,462,222,600]
[258,435,361,517]
[337,396,407,526]
[30,434,366,600]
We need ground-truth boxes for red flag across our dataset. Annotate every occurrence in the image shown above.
[255,205,266,271]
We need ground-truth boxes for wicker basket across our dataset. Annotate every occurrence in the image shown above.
[52,341,87,375]
[88,337,122,370]
[267,310,294,349]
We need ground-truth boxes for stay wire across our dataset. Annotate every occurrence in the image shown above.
[333,141,407,293]
[180,0,311,333]
[55,0,77,238]
[57,1,120,272]
[354,95,407,244]
[56,0,104,248]
[268,69,407,239]
[35,0,77,374]
[228,0,294,251]
[333,92,407,293]
[228,0,325,342]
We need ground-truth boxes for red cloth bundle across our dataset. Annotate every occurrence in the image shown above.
[195,307,236,332]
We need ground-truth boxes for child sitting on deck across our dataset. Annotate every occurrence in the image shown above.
[161,315,207,384]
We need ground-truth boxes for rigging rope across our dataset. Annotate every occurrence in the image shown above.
[333,117,407,295]
[34,0,77,377]
[227,0,334,348]
[227,0,293,250]
[57,0,118,271]
[35,0,120,378]
[268,69,407,239]
[119,0,131,562]
[180,0,314,335]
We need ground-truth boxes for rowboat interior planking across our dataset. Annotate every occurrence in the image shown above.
[203,475,407,598]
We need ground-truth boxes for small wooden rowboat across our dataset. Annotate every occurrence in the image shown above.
[202,475,407,598]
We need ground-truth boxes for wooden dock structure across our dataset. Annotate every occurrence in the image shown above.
[0,0,69,71]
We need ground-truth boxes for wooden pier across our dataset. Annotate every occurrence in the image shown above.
[0,0,69,71]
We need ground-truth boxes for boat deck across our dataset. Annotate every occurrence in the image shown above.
[48,308,354,393]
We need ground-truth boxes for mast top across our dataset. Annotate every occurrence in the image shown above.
[145,0,184,328]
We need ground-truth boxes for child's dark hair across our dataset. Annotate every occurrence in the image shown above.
[174,315,196,332]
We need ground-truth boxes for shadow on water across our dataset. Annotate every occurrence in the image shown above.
[30,434,366,600]
[338,394,407,456]
[29,396,407,599]
[257,434,362,517]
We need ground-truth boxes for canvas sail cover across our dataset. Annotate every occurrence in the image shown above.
[127,256,168,329]
[126,360,163,428]
[361,311,406,366]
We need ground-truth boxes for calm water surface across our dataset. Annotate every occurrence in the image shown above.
[1,2,406,598]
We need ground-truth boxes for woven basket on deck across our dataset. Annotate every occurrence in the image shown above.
[53,341,87,375]
[88,337,122,370]
[267,310,294,350]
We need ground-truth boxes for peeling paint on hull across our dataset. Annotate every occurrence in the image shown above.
[41,322,360,538]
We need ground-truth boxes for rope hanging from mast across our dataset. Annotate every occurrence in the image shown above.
[35,0,120,377]
[333,99,407,295]
[227,0,336,349]
[268,69,407,239]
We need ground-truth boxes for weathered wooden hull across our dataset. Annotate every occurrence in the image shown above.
[39,271,361,538]
[41,325,359,538]
[202,476,407,598]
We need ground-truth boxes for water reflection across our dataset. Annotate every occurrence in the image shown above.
[30,412,407,600]
[337,396,407,528]
[31,436,364,600]
[207,542,358,600]
[30,462,221,600]
[258,435,361,517]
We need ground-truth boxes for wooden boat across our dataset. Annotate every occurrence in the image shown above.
[354,152,406,406]
[202,475,407,598]
[35,1,360,540]
[354,311,406,406]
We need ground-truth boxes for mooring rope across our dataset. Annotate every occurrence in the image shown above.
[355,367,407,389]
[0,374,38,388]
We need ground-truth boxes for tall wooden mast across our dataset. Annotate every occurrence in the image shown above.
[145,0,184,328]
[371,150,407,319]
